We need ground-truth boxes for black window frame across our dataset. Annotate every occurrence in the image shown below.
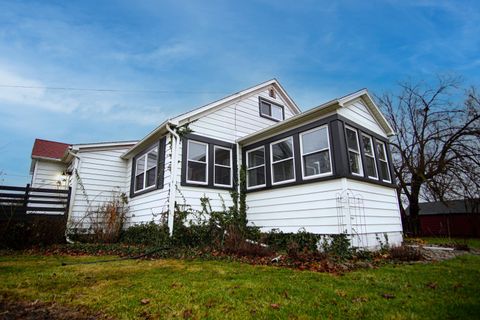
[242,114,395,193]
[181,133,237,190]
[130,136,167,198]
[258,97,285,122]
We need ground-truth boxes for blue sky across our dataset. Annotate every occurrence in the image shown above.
[0,0,479,185]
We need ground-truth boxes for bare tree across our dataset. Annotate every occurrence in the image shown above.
[376,76,480,235]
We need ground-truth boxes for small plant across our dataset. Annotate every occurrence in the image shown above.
[389,245,423,261]
[376,233,390,253]
[321,233,354,261]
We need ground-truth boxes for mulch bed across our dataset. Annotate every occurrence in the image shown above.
[0,296,113,320]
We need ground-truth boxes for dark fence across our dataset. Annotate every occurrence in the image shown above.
[0,184,72,248]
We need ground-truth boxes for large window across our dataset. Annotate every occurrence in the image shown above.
[134,147,158,192]
[376,140,391,182]
[300,126,332,179]
[361,133,378,179]
[187,140,208,185]
[345,126,363,176]
[214,146,232,187]
[246,146,266,189]
[259,98,284,121]
[270,137,295,185]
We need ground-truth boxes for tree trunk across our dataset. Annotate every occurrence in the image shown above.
[406,182,422,236]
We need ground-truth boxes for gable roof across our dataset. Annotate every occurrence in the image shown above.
[31,139,71,161]
[121,79,300,159]
[238,89,395,146]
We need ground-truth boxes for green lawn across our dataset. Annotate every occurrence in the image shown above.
[420,237,480,249]
[1,254,480,319]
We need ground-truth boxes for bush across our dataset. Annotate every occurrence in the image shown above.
[321,233,354,261]
[120,222,170,246]
[389,245,423,261]
[262,229,321,253]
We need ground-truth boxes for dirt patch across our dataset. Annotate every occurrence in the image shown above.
[0,296,113,320]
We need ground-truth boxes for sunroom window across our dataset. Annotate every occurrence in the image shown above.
[270,137,295,185]
[300,126,332,178]
[214,146,232,187]
[361,133,378,179]
[345,126,363,176]
[259,98,284,121]
[376,140,391,182]
[134,147,158,192]
[187,140,208,185]
[246,146,266,189]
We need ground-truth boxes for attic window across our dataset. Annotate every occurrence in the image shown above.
[259,97,284,121]
[269,87,276,98]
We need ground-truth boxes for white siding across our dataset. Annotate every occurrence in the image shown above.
[126,136,172,226]
[70,147,130,228]
[31,160,68,189]
[246,180,344,234]
[187,88,296,142]
[245,178,402,249]
[337,99,386,137]
[343,179,403,248]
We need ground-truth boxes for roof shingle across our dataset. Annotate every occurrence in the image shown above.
[31,139,70,160]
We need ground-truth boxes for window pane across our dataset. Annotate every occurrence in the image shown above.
[362,136,373,155]
[248,148,264,168]
[380,162,390,181]
[272,139,293,162]
[376,142,387,160]
[272,159,294,183]
[215,166,231,186]
[135,155,145,174]
[188,141,207,162]
[302,127,328,154]
[215,147,230,166]
[260,101,270,116]
[348,151,361,174]
[135,173,144,191]
[146,167,156,187]
[346,128,359,151]
[303,151,331,176]
[271,105,283,120]
[247,167,265,187]
[187,161,206,182]
[365,157,377,178]
[147,149,158,170]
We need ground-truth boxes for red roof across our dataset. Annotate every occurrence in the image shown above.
[31,139,70,160]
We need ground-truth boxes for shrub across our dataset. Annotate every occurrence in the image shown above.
[262,229,321,253]
[321,233,354,261]
[389,245,423,261]
[119,222,170,246]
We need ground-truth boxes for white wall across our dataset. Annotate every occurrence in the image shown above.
[31,159,67,189]
[125,136,172,226]
[69,147,130,228]
[245,178,402,249]
[187,88,296,143]
[175,88,295,214]
[337,98,386,137]
[342,179,403,248]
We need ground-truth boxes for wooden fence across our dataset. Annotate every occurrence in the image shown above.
[0,184,71,217]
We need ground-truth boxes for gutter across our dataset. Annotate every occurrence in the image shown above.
[65,150,81,244]
[166,123,179,236]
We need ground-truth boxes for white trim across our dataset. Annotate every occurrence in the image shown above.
[361,133,379,180]
[186,140,209,185]
[246,146,266,190]
[376,140,391,183]
[213,145,233,188]
[299,125,333,180]
[345,125,363,177]
[133,146,159,193]
[270,136,296,186]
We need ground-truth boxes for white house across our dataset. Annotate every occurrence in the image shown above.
[29,79,403,248]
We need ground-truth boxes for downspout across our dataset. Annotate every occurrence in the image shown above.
[166,123,179,236]
[65,150,81,244]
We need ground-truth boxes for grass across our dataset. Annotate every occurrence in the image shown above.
[420,237,480,249]
[1,254,480,319]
